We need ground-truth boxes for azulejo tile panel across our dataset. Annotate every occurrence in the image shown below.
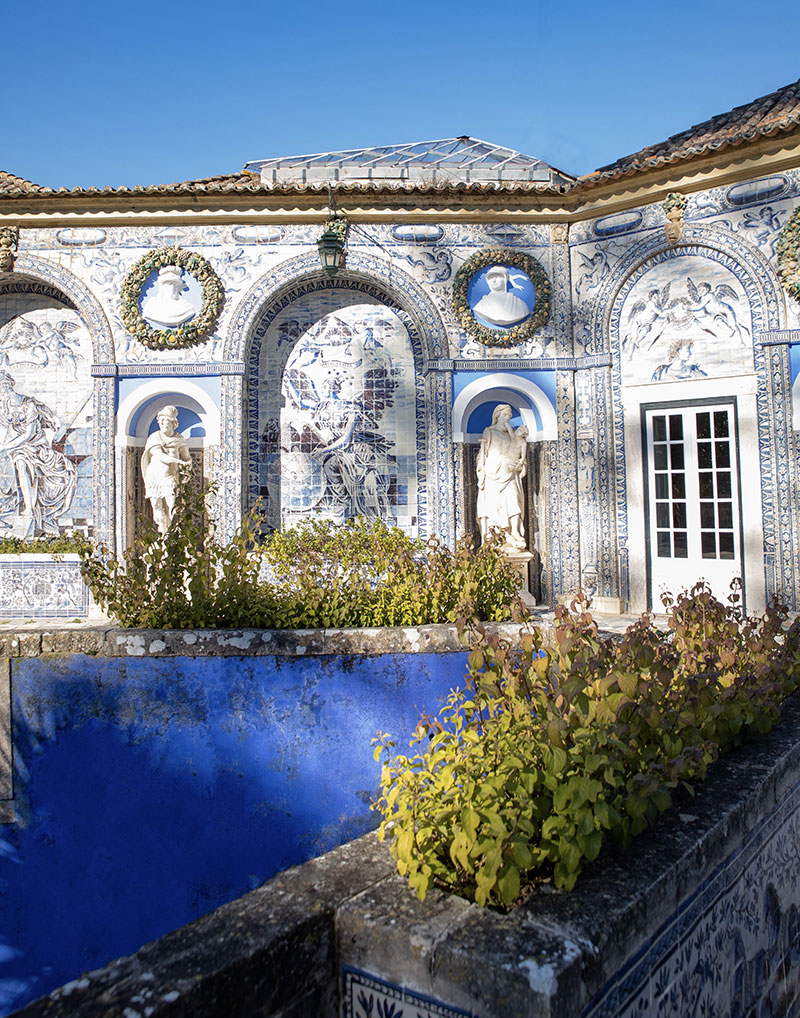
[583,776,800,1018]
[342,967,477,1018]
[6,178,800,611]
[0,558,88,618]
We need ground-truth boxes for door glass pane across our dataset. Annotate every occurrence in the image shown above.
[647,404,740,603]
[700,503,715,529]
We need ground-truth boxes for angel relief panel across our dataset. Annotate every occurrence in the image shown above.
[0,308,93,536]
[618,257,754,385]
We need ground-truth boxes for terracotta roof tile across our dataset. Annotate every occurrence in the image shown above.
[582,79,800,185]
[0,169,573,198]
[0,171,51,195]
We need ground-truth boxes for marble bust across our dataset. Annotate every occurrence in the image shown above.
[141,266,196,327]
[476,404,528,552]
[141,406,192,533]
[473,266,531,327]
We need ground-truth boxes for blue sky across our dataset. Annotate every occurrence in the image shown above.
[5,0,800,189]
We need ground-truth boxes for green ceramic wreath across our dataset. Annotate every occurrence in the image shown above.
[777,208,800,303]
[452,247,550,348]
[120,246,225,350]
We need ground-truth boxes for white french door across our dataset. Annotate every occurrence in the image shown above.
[644,403,742,608]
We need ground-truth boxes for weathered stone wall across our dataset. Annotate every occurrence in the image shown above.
[11,694,800,1018]
[1,624,540,1015]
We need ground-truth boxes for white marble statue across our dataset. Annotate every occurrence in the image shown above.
[141,406,192,533]
[0,371,76,536]
[476,404,528,552]
[473,265,531,327]
[141,266,196,327]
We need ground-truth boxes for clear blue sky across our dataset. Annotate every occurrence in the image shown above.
[5,0,800,190]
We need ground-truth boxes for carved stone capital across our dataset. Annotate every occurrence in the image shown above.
[550,223,569,245]
[662,193,687,245]
[0,227,19,272]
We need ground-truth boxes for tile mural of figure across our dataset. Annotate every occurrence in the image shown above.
[0,371,76,535]
[0,307,94,536]
[275,304,417,531]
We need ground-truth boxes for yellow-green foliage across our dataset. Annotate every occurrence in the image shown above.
[373,583,800,906]
[80,486,519,629]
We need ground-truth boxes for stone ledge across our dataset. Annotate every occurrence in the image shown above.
[12,696,800,1018]
[0,616,559,659]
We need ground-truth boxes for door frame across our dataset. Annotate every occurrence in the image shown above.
[640,396,746,613]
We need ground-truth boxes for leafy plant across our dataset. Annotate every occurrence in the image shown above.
[0,534,91,555]
[80,485,272,629]
[373,581,800,906]
[80,487,520,629]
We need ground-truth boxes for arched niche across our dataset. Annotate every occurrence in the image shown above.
[0,264,115,542]
[452,372,556,602]
[115,380,221,547]
[222,252,452,544]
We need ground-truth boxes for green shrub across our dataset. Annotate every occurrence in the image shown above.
[0,534,91,555]
[80,485,271,629]
[372,581,800,906]
[80,486,520,629]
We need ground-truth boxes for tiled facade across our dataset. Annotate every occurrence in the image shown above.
[3,83,800,616]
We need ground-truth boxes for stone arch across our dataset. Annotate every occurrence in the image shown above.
[591,225,781,355]
[224,250,447,363]
[10,254,116,362]
[0,257,117,545]
[590,224,786,608]
[219,252,452,542]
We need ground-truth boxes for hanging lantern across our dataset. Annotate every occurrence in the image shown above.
[317,217,348,275]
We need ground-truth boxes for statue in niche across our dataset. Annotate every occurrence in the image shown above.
[473,265,531,327]
[141,266,196,327]
[476,405,528,552]
[141,406,192,533]
[0,371,76,535]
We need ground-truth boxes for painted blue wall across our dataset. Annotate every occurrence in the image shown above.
[0,651,468,1015]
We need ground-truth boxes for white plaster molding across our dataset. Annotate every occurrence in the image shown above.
[116,379,221,445]
[452,372,558,442]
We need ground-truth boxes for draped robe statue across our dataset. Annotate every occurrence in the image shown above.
[476,404,528,552]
